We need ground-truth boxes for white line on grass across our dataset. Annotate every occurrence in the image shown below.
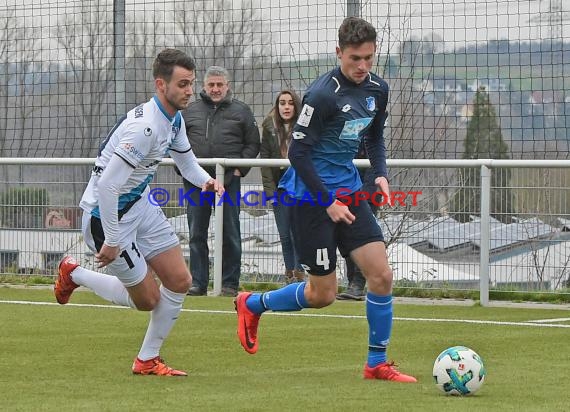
[525,317,570,323]
[1,299,569,328]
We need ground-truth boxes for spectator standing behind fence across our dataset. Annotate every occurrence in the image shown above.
[181,66,260,297]
[234,17,417,383]
[261,90,306,284]
[54,49,224,376]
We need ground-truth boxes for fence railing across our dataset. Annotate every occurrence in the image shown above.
[1,157,570,304]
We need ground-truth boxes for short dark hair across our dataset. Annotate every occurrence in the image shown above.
[152,48,196,81]
[338,17,377,50]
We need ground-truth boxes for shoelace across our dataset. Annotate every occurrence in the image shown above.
[153,359,172,375]
[379,361,403,378]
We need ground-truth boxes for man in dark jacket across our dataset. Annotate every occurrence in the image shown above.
[182,66,260,296]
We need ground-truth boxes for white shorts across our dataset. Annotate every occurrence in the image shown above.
[82,202,179,287]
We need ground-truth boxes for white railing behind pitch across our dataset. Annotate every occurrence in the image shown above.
[2,157,570,305]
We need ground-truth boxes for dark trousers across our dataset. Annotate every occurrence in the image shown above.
[272,191,303,271]
[183,175,242,291]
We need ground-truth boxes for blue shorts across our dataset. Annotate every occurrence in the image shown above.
[291,193,384,275]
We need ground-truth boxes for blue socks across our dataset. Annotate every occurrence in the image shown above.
[366,292,393,367]
[245,285,393,368]
[246,282,310,315]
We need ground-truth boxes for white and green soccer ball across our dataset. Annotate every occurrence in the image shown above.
[433,346,486,395]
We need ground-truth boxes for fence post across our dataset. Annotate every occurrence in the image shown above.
[347,0,361,17]
[212,162,225,296]
[113,0,126,115]
[479,165,491,306]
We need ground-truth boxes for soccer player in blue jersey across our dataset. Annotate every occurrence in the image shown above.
[235,17,416,382]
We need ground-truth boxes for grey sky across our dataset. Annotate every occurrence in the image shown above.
[264,0,568,56]
[4,0,568,60]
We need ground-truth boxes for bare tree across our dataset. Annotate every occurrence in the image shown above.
[53,3,114,157]
[173,0,271,108]
[14,54,40,151]
[0,11,42,188]
[0,8,18,157]
[124,13,165,108]
[13,26,41,181]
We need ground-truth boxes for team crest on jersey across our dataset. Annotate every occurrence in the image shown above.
[366,96,376,112]
[297,104,314,127]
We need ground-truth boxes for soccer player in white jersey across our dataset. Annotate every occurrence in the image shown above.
[54,49,224,376]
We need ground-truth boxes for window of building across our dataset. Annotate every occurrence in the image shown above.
[0,251,19,273]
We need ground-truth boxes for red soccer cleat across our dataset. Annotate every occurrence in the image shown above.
[132,356,187,376]
[54,256,80,305]
[234,292,261,354]
[363,362,418,383]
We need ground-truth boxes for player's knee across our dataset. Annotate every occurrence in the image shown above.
[308,289,337,308]
[179,274,192,292]
[134,294,160,311]
[367,267,393,291]
[167,272,191,294]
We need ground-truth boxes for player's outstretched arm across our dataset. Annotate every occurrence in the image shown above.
[96,154,135,267]
[170,149,224,196]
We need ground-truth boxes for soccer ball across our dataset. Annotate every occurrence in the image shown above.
[433,346,486,395]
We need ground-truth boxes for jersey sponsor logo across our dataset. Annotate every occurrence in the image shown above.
[339,118,373,140]
[134,105,144,118]
[366,96,376,112]
[144,127,152,136]
[118,142,144,161]
[297,104,314,127]
[292,131,306,140]
[341,104,351,112]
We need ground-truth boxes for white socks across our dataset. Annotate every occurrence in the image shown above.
[137,285,185,361]
[71,267,185,361]
[71,266,136,308]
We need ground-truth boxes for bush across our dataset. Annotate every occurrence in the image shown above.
[0,187,49,228]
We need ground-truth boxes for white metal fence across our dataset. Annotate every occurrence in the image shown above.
[1,157,570,305]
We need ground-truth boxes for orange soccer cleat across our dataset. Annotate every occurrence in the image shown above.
[363,361,418,383]
[132,356,188,377]
[54,256,80,305]
[234,292,261,354]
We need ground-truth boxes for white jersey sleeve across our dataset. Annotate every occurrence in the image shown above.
[114,121,155,168]
[170,149,211,187]
[97,154,134,246]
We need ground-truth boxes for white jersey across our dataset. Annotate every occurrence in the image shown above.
[80,96,190,217]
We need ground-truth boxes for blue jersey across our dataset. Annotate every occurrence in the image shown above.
[279,67,389,200]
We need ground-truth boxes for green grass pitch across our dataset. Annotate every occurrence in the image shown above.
[0,287,568,412]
